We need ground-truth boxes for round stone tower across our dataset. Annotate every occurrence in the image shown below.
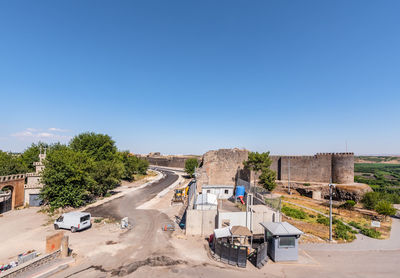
[331,153,354,184]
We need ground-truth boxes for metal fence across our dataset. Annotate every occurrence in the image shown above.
[248,186,281,212]
[187,180,196,207]
[213,241,248,268]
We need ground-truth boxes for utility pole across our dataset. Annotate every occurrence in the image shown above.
[329,179,335,242]
[288,157,291,195]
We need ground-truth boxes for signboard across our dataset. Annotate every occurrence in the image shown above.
[371,221,381,228]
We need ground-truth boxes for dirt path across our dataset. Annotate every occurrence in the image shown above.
[57,170,180,277]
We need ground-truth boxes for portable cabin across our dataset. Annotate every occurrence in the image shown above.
[260,222,303,262]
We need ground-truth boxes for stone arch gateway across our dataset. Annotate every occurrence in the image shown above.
[0,174,26,213]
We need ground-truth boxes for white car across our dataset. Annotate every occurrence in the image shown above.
[54,212,92,233]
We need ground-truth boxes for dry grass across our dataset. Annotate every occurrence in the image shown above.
[280,192,392,240]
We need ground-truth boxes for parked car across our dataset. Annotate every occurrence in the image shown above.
[54,212,92,232]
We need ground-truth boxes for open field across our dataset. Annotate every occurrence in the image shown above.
[355,163,400,195]
[355,156,400,164]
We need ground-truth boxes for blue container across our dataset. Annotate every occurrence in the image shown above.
[235,186,245,198]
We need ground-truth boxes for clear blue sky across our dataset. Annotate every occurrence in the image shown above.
[0,0,399,155]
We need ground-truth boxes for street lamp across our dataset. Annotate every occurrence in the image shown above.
[288,157,291,195]
[329,180,336,242]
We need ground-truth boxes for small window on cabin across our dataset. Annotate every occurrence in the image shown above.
[207,190,211,193]
[224,190,229,194]
[278,237,295,248]
[80,215,90,222]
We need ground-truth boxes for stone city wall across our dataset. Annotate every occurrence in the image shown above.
[196,149,354,187]
[270,153,354,184]
[141,154,200,169]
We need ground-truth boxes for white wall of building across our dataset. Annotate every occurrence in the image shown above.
[201,185,234,199]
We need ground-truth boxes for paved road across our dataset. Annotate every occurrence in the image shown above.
[58,170,180,278]
[85,169,178,218]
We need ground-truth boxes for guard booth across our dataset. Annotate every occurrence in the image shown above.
[260,222,303,262]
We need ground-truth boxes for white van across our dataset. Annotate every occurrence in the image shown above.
[54,212,92,232]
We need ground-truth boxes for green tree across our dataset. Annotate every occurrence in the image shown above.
[244,151,277,191]
[0,151,27,175]
[90,159,124,196]
[259,167,277,191]
[185,158,199,177]
[375,200,397,219]
[244,152,273,173]
[41,145,96,208]
[70,132,118,161]
[20,142,49,172]
[361,192,380,210]
[118,151,149,181]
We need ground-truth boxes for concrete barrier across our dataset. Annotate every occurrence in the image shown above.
[0,250,61,278]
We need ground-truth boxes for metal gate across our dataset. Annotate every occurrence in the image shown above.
[255,242,268,268]
[214,241,248,268]
[0,193,12,213]
[29,194,42,207]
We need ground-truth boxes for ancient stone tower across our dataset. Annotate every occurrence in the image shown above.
[331,153,354,184]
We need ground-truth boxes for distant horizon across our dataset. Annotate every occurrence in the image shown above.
[1,139,399,157]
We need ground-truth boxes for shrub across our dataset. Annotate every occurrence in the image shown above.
[334,221,355,241]
[349,221,362,230]
[348,221,381,238]
[339,200,356,210]
[184,158,199,177]
[361,192,380,210]
[360,228,381,238]
[317,215,330,226]
[281,206,307,219]
[375,200,397,217]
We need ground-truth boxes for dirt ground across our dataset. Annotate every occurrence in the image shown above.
[0,171,162,265]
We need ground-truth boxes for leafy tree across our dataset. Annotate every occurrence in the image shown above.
[136,157,149,175]
[259,167,277,191]
[0,151,27,175]
[184,158,199,177]
[244,151,277,191]
[118,151,149,181]
[20,142,49,172]
[361,192,380,210]
[244,152,273,173]
[90,159,124,196]
[41,145,96,208]
[375,200,397,218]
[69,132,118,161]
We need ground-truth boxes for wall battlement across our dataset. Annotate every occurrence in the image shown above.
[270,153,354,184]
[144,150,354,185]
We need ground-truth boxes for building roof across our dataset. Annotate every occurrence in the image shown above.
[230,225,252,237]
[260,222,303,236]
[202,184,234,189]
[214,226,231,239]
[195,193,218,206]
[63,211,90,217]
[214,225,252,238]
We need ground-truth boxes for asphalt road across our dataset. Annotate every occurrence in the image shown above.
[58,170,181,277]
[85,169,178,219]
